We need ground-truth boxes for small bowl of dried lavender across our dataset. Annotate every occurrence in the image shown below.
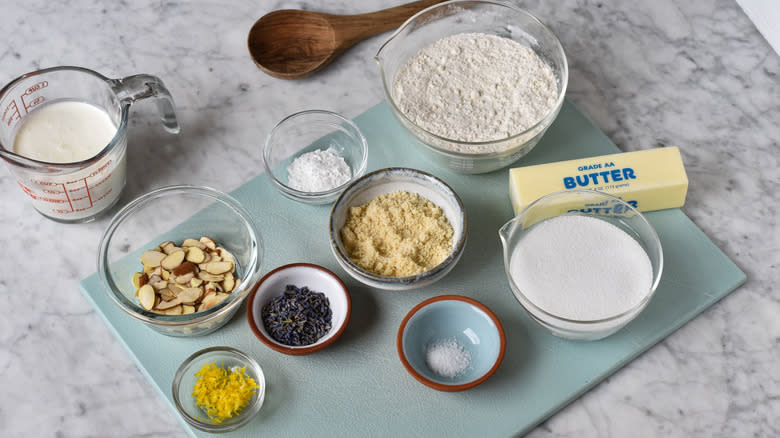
[246,263,351,355]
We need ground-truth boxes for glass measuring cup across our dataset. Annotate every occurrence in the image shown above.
[0,66,180,223]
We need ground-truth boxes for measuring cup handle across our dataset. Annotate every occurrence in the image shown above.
[109,74,181,134]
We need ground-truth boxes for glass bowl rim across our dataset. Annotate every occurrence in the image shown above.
[171,345,265,431]
[97,184,264,326]
[328,167,468,286]
[502,189,664,325]
[375,0,569,157]
[262,109,369,198]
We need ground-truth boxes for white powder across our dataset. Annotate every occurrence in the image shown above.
[286,149,352,192]
[425,337,471,378]
[509,215,653,321]
[392,32,558,148]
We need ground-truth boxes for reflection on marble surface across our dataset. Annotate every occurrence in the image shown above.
[0,0,778,437]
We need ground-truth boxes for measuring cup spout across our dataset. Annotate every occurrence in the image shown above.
[109,74,180,134]
[498,219,512,250]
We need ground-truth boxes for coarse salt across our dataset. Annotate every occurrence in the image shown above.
[425,337,471,378]
[286,149,351,192]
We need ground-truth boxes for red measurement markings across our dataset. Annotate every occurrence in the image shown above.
[61,183,74,212]
[84,178,93,206]
[20,81,47,114]
[17,181,36,199]
[2,100,21,127]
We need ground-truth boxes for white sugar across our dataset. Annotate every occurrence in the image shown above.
[509,215,653,320]
[425,337,471,378]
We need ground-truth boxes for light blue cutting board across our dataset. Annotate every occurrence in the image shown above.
[79,100,746,437]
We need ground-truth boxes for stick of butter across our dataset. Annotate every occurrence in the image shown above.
[509,146,688,215]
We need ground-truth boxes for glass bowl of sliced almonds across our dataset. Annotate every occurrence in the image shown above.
[98,185,263,337]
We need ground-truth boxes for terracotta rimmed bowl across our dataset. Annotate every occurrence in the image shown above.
[397,295,506,392]
[329,167,467,291]
[247,263,351,355]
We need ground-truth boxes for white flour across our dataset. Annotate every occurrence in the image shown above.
[393,32,558,147]
[286,149,351,192]
[509,215,653,321]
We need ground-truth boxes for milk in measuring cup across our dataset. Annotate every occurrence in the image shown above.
[12,100,126,221]
[13,101,116,162]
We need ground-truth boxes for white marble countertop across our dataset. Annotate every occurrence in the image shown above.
[1,1,777,436]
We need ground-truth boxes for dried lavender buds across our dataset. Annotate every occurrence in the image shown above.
[261,285,332,346]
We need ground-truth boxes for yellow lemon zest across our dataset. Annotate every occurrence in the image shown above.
[192,362,259,423]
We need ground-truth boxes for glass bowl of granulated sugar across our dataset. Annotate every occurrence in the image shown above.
[376,0,568,174]
[263,110,368,204]
[499,190,664,341]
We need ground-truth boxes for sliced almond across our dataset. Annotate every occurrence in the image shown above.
[200,236,217,250]
[138,285,156,310]
[155,296,182,310]
[143,264,156,274]
[199,272,225,282]
[189,278,203,288]
[208,254,222,263]
[161,269,170,281]
[159,241,176,255]
[222,272,235,292]
[182,238,206,250]
[185,246,206,263]
[161,250,185,271]
[162,305,183,315]
[182,305,196,315]
[205,261,233,275]
[218,248,235,264]
[198,293,224,311]
[131,272,148,289]
[159,287,177,301]
[175,272,194,284]
[150,279,168,291]
[140,250,166,268]
[177,287,203,304]
[173,261,198,276]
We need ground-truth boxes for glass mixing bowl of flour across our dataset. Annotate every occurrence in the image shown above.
[499,190,663,341]
[376,0,568,174]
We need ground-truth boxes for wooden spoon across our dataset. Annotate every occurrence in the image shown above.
[247,0,446,80]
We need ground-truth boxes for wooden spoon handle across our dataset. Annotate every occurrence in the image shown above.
[334,0,448,44]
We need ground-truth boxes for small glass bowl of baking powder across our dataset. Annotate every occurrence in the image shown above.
[376,0,568,174]
[263,110,368,204]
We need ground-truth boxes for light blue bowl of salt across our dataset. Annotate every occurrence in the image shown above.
[397,295,506,391]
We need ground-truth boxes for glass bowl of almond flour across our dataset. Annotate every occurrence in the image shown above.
[376,0,568,174]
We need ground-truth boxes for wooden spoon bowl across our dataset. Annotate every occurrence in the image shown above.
[248,0,445,80]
